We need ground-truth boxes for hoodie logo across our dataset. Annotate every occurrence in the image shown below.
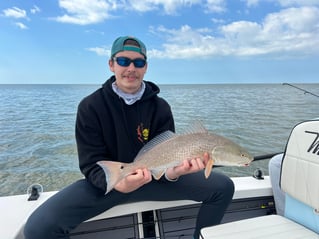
[137,123,149,143]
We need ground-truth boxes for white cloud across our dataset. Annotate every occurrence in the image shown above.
[276,0,319,7]
[3,7,31,29]
[2,7,27,19]
[54,0,113,25]
[31,5,41,14]
[53,0,226,24]
[14,22,28,30]
[243,0,319,7]
[124,0,226,14]
[205,0,226,13]
[148,25,223,58]
[126,0,202,14]
[86,46,110,56]
[262,7,319,33]
[211,18,225,24]
[245,0,260,7]
[148,6,319,59]
[258,7,319,55]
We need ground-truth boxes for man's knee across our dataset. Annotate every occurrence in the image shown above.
[208,174,234,203]
[223,176,235,199]
[24,212,59,239]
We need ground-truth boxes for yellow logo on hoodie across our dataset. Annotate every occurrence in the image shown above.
[137,123,149,143]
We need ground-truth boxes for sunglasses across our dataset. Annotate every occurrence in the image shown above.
[113,57,146,68]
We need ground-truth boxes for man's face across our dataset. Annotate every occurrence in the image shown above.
[109,51,147,94]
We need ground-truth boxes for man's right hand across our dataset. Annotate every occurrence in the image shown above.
[114,168,152,193]
[165,152,210,180]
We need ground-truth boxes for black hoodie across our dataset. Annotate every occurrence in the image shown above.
[75,76,175,192]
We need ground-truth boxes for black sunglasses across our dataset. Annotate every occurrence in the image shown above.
[113,57,146,68]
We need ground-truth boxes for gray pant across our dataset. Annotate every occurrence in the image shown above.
[268,153,286,216]
[24,171,234,239]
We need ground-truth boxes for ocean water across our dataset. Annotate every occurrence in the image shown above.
[0,83,318,196]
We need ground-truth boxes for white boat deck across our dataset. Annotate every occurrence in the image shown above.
[201,214,319,239]
[0,176,272,239]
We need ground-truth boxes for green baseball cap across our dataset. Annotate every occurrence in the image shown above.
[111,36,147,59]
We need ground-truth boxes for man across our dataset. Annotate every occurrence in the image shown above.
[24,36,234,239]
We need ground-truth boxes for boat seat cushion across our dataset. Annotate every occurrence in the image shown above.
[200,215,319,239]
[285,194,319,234]
[280,119,319,211]
[280,120,319,233]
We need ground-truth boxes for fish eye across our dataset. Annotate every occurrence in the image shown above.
[120,165,124,169]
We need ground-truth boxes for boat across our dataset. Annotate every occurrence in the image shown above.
[0,175,275,239]
[1,119,318,239]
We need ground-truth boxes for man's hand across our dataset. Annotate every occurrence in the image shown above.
[114,168,152,193]
[165,152,210,181]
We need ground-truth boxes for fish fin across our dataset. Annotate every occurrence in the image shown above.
[183,121,208,135]
[135,131,176,160]
[97,161,128,194]
[210,146,226,166]
[152,169,166,180]
[204,158,214,178]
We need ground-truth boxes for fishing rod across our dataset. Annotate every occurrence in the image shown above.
[253,152,282,161]
[214,152,282,168]
[283,83,319,98]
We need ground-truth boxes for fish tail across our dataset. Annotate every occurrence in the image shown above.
[204,158,214,178]
[97,161,128,194]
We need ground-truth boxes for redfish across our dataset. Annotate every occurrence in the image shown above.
[97,124,253,193]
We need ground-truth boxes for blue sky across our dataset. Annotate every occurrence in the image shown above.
[1,0,319,84]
